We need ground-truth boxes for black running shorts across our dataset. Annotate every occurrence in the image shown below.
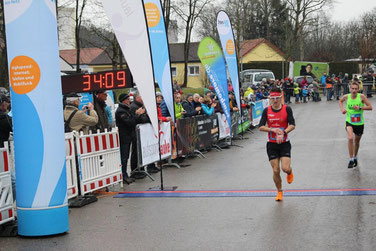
[266,141,292,161]
[346,122,364,136]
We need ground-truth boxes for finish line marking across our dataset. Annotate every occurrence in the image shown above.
[114,188,376,198]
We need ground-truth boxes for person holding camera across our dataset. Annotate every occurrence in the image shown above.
[64,93,98,134]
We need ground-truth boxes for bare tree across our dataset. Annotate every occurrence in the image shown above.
[162,0,172,32]
[258,0,273,40]
[358,11,376,71]
[82,23,124,70]
[172,0,211,86]
[225,0,256,65]
[75,0,88,73]
[285,0,332,60]
[197,3,221,42]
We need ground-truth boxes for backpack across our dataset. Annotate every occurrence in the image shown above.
[64,110,78,133]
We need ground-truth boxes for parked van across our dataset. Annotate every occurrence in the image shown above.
[240,69,275,89]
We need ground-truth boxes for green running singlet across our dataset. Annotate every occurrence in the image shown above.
[346,93,364,125]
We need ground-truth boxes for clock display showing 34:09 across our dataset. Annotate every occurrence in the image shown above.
[61,69,133,94]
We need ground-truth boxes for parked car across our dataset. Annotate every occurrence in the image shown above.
[293,76,313,85]
[240,69,275,89]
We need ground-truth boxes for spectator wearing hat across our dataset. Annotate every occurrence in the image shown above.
[0,95,12,147]
[156,92,172,122]
[181,93,201,117]
[91,90,109,133]
[115,93,137,184]
[63,93,98,134]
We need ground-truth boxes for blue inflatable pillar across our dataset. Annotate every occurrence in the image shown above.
[3,1,69,236]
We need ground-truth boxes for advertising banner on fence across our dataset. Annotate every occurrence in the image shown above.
[176,117,197,156]
[144,0,175,122]
[101,0,159,135]
[4,0,68,236]
[138,122,171,166]
[252,101,264,126]
[217,113,231,139]
[238,108,251,133]
[216,11,241,111]
[196,115,214,150]
[198,37,231,132]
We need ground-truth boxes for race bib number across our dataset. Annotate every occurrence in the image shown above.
[269,127,286,141]
[350,114,362,124]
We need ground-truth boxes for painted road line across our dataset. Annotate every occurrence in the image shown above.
[114,188,376,198]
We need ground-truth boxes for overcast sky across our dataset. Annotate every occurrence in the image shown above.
[328,0,376,22]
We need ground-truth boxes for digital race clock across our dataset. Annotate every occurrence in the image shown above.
[61,69,133,94]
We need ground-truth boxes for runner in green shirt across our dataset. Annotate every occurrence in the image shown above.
[339,81,373,168]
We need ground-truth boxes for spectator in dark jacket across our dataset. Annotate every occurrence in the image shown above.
[0,95,12,148]
[156,92,172,122]
[160,98,171,117]
[192,93,202,109]
[181,93,200,117]
[115,93,137,184]
[91,91,109,133]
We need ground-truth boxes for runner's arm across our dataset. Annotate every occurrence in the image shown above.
[285,106,295,134]
[259,108,273,133]
[339,95,347,114]
[361,94,373,111]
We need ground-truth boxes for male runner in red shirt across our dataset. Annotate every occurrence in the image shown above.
[259,88,296,201]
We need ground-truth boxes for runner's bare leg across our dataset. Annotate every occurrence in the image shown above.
[281,157,292,175]
[270,158,282,192]
[354,134,362,157]
[346,126,354,158]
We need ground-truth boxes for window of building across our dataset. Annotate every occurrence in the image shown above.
[171,67,177,77]
[188,65,200,76]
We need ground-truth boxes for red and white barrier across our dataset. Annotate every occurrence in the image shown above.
[0,143,15,226]
[65,132,79,200]
[75,130,122,196]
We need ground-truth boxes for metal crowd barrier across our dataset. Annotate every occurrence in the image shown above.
[74,130,122,196]
[0,142,15,226]
[65,132,79,200]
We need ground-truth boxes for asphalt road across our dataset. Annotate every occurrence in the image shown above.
[2,97,376,251]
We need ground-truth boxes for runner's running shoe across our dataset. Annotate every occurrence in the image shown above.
[353,159,358,167]
[348,160,354,169]
[287,172,294,184]
[275,191,283,201]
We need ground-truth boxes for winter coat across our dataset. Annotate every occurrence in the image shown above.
[201,103,214,116]
[181,100,198,117]
[0,111,12,147]
[64,105,98,135]
[174,102,185,119]
[130,100,151,125]
[115,103,137,142]
[90,97,109,133]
